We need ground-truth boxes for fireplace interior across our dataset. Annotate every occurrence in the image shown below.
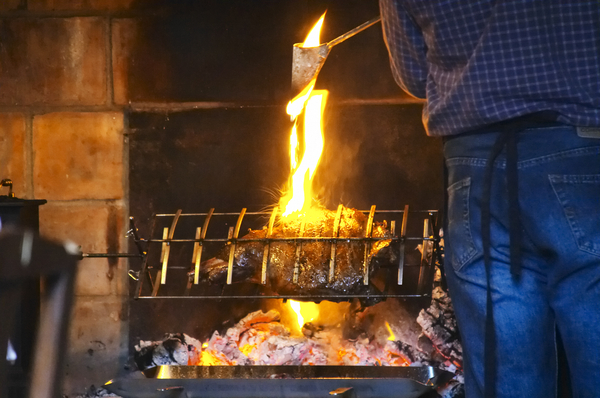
[0,0,460,397]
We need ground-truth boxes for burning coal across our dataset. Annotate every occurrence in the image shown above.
[134,266,464,397]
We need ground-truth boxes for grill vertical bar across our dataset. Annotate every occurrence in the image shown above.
[192,227,202,284]
[398,204,409,285]
[152,227,168,296]
[160,209,182,285]
[135,214,156,299]
[328,204,343,283]
[193,208,214,285]
[293,220,306,284]
[363,205,376,285]
[227,208,247,285]
[417,218,432,294]
[261,207,278,285]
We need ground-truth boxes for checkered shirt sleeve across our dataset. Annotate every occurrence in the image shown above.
[380,0,600,136]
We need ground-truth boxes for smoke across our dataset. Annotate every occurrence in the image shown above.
[312,104,363,209]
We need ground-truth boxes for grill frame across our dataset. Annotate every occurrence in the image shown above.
[129,206,441,300]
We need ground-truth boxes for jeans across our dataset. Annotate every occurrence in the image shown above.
[443,125,600,398]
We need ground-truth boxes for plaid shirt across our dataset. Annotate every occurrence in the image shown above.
[380,0,600,136]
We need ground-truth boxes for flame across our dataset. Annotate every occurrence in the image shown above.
[289,300,320,330]
[280,13,329,217]
[281,91,327,216]
[385,322,396,341]
[302,12,326,48]
[200,350,225,366]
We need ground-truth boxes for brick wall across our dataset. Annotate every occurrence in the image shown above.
[0,1,134,395]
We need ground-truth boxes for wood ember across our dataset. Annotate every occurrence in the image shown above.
[417,286,462,367]
[134,333,203,369]
[415,267,465,398]
[133,298,461,374]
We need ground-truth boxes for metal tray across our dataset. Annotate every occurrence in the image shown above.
[104,365,453,398]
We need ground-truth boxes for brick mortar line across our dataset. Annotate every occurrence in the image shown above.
[0,105,125,114]
[106,16,114,107]
[25,112,34,198]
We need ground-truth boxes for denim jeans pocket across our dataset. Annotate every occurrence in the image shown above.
[446,177,479,272]
[549,174,600,257]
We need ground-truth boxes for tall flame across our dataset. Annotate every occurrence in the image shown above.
[282,90,327,216]
[303,12,326,48]
[281,13,328,217]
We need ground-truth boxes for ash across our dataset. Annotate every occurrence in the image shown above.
[130,268,464,398]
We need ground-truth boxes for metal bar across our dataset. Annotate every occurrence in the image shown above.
[81,253,143,258]
[160,209,182,285]
[417,218,432,294]
[144,236,419,243]
[293,220,306,284]
[152,227,168,296]
[128,216,146,257]
[328,204,343,283]
[153,209,437,217]
[195,208,214,285]
[261,207,278,285]
[363,205,376,285]
[427,212,440,290]
[192,227,202,285]
[226,208,247,285]
[383,220,397,294]
[327,16,381,48]
[136,293,430,300]
[135,214,156,299]
[201,208,215,237]
[398,204,409,285]
[225,227,235,285]
[160,237,171,285]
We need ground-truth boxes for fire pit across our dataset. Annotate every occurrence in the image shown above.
[102,10,461,398]
[99,205,464,398]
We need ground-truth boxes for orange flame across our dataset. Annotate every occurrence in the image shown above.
[303,12,326,48]
[385,322,396,341]
[289,299,320,331]
[280,14,329,217]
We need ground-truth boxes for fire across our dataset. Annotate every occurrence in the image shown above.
[303,12,326,47]
[385,322,396,341]
[289,299,320,331]
[280,14,329,217]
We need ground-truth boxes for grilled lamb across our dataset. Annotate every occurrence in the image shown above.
[198,205,395,298]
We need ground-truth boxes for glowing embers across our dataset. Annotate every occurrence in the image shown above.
[193,309,415,367]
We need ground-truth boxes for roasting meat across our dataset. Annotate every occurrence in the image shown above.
[199,206,395,298]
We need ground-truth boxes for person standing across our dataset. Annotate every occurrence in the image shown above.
[379,1,600,397]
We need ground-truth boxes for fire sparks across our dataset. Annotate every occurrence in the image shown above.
[280,14,329,217]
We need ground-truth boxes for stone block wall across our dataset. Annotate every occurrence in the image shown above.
[0,1,133,395]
